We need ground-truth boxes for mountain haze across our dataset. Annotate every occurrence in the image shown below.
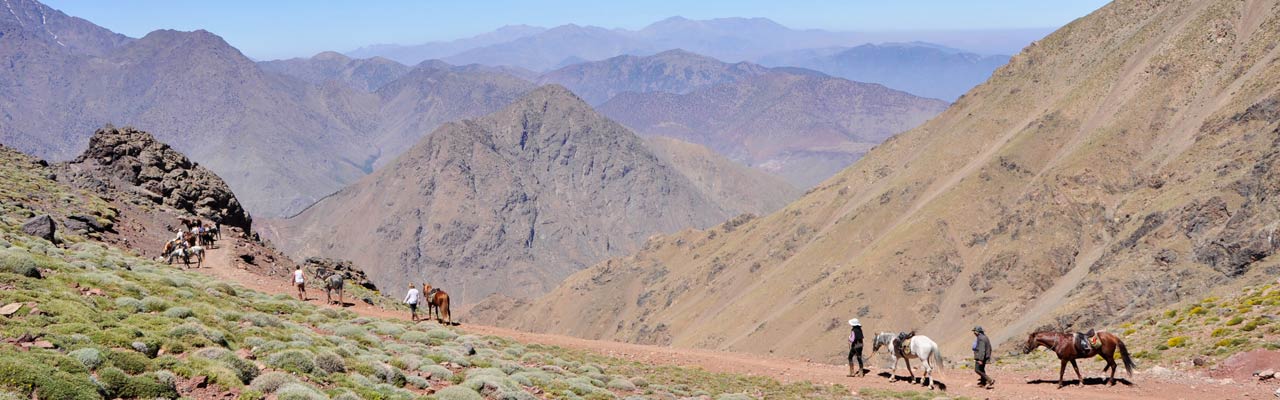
[599,72,949,187]
[259,51,411,92]
[758,42,1011,101]
[267,86,754,304]
[475,0,1280,364]
[538,49,770,105]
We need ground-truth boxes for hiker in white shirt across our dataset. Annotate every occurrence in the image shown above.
[291,268,306,301]
[404,283,420,321]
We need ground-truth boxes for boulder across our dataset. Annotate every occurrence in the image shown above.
[21,215,55,242]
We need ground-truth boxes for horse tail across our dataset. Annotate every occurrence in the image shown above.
[439,292,451,323]
[1116,335,1135,377]
[931,345,944,371]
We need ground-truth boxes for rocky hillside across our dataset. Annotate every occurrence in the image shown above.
[538,49,769,105]
[475,0,1280,363]
[370,61,536,168]
[259,51,411,92]
[0,144,848,400]
[599,72,949,187]
[266,86,741,304]
[56,126,251,231]
[644,136,800,217]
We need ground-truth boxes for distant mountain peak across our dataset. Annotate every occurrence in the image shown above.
[312,50,350,61]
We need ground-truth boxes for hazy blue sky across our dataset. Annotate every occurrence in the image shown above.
[44,0,1110,60]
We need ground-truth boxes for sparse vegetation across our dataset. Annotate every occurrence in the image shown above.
[0,161,853,399]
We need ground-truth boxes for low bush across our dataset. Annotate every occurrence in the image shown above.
[430,385,484,400]
[108,350,151,374]
[67,348,104,370]
[419,364,454,380]
[1166,336,1189,348]
[163,306,194,319]
[267,349,317,374]
[315,351,346,374]
[607,377,637,391]
[249,371,296,394]
[275,382,327,400]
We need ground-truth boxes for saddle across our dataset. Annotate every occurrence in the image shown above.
[897,331,915,356]
[1074,329,1098,354]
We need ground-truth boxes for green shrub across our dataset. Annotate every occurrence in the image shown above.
[406,375,430,389]
[1166,336,1189,348]
[419,364,453,380]
[607,378,637,391]
[373,363,406,387]
[164,306,194,319]
[1226,316,1244,326]
[1215,338,1247,348]
[249,371,296,394]
[430,385,483,400]
[267,349,316,374]
[67,348,104,370]
[315,352,346,374]
[426,329,458,340]
[1189,306,1208,316]
[97,367,178,399]
[140,296,169,312]
[0,358,98,400]
[0,249,41,278]
[400,330,431,344]
[1243,320,1261,332]
[275,382,327,400]
[114,297,144,313]
[108,350,152,374]
[220,354,260,385]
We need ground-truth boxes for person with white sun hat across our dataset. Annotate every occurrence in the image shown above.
[847,318,865,377]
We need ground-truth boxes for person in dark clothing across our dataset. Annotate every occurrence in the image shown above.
[847,319,865,377]
[972,326,995,389]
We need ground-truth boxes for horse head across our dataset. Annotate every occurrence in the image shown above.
[872,332,893,353]
[1023,332,1043,354]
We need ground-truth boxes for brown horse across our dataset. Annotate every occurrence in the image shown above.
[1024,331,1135,387]
[422,283,452,324]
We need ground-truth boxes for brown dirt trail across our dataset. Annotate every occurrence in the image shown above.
[192,242,1271,399]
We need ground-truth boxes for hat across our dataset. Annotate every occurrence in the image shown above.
[972,326,984,333]
[848,319,861,327]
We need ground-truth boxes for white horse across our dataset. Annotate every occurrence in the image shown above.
[167,245,204,268]
[873,332,944,390]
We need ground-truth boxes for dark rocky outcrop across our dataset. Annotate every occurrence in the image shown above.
[20,215,56,243]
[303,257,377,291]
[67,126,252,231]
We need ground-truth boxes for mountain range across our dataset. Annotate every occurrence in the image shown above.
[264,86,796,304]
[4,0,950,218]
[470,0,1280,364]
[593,64,949,186]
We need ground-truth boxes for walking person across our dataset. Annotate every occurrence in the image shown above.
[973,326,995,389]
[292,267,306,301]
[847,318,865,377]
[404,283,420,321]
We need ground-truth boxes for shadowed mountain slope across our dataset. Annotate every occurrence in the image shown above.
[474,0,1280,364]
[267,86,744,304]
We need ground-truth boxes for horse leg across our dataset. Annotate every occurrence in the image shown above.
[904,357,915,384]
[890,356,900,382]
[1058,360,1068,388]
[1071,359,1084,386]
[924,357,933,390]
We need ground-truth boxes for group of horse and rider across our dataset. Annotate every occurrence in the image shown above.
[287,265,455,325]
[845,319,1135,391]
[161,218,219,268]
